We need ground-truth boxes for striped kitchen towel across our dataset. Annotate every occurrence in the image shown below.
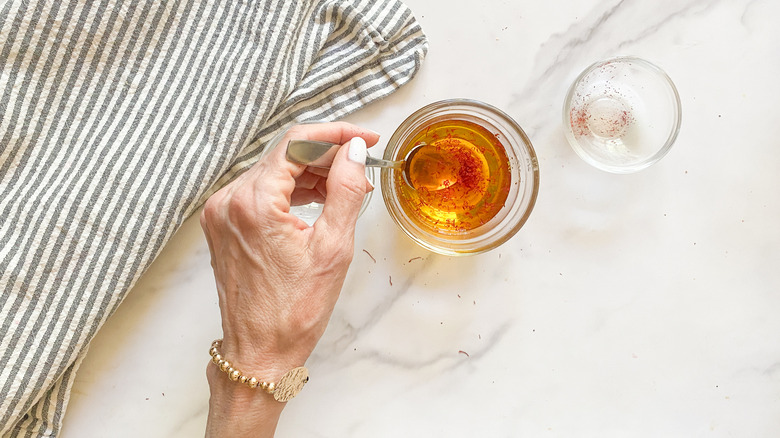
[0,0,427,436]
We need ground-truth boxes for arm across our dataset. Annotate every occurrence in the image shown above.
[200,122,378,437]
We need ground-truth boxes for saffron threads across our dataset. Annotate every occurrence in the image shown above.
[362,249,376,263]
[568,61,636,140]
[394,119,511,233]
[570,103,634,139]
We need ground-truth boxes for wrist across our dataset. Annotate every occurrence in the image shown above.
[208,339,310,402]
[206,363,285,438]
[215,335,310,382]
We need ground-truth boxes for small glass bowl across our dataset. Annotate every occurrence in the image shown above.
[381,99,539,256]
[563,56,682,173]
[259,127,374,226]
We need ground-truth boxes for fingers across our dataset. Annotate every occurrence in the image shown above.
[265,122,380,180]
[294,169,324,190]
[291,121,380,148]
[313,137,369,239]
[291,177,328,206]
[305,167,330,178]
[291,189,326,206]
[238,123,378,231]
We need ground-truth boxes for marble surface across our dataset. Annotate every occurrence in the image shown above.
[61,0,780,436]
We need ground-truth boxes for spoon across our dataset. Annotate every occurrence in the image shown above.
[286,139,458,191]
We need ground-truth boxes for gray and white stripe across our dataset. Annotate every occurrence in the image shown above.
[0,0,427,435]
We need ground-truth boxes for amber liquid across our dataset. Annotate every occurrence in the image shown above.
[395,119,511,233]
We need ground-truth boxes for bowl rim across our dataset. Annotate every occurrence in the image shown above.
[562,55,682,174]
[381,98,540,256]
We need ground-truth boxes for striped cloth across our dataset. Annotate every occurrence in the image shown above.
[0,0,426,435]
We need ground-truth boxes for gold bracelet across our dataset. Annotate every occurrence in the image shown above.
[209,339,309,402]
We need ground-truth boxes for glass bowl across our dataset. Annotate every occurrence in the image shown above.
[259,127,374,226]
[381,99,539,256]
[563,56,682,173]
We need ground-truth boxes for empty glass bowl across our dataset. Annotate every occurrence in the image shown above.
[563,56,682,173]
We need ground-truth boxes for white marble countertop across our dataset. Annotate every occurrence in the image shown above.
[62,0,780,436]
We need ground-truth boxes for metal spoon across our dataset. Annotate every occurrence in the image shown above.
[285,139,457,191]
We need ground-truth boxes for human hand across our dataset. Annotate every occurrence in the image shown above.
[200,122,378,436]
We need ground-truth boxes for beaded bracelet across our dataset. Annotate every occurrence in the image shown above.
[209,339,309,402]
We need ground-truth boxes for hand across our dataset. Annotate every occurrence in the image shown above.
[200,122,378,437]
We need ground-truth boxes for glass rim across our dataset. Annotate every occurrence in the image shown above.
[381,98,540,256]
[562,56,682,173]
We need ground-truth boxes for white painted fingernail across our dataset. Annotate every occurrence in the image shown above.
[348,137,367,164]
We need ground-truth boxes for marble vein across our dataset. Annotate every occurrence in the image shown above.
[508,0,719,132]
[343,321,512,371]
[313,257,435,357]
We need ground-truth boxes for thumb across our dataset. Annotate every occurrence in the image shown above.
[314,137,371,237]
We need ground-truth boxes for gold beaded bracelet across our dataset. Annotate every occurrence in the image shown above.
[209,339,309,402]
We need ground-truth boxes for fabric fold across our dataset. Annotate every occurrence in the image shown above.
[0,0,427,435]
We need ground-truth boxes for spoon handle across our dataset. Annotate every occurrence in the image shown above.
[286,139,402,169]
[365,155,403,169]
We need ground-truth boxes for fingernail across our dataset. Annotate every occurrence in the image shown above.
[365,175,375,189]
[348,137,367,164]
[367,128,381,137]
